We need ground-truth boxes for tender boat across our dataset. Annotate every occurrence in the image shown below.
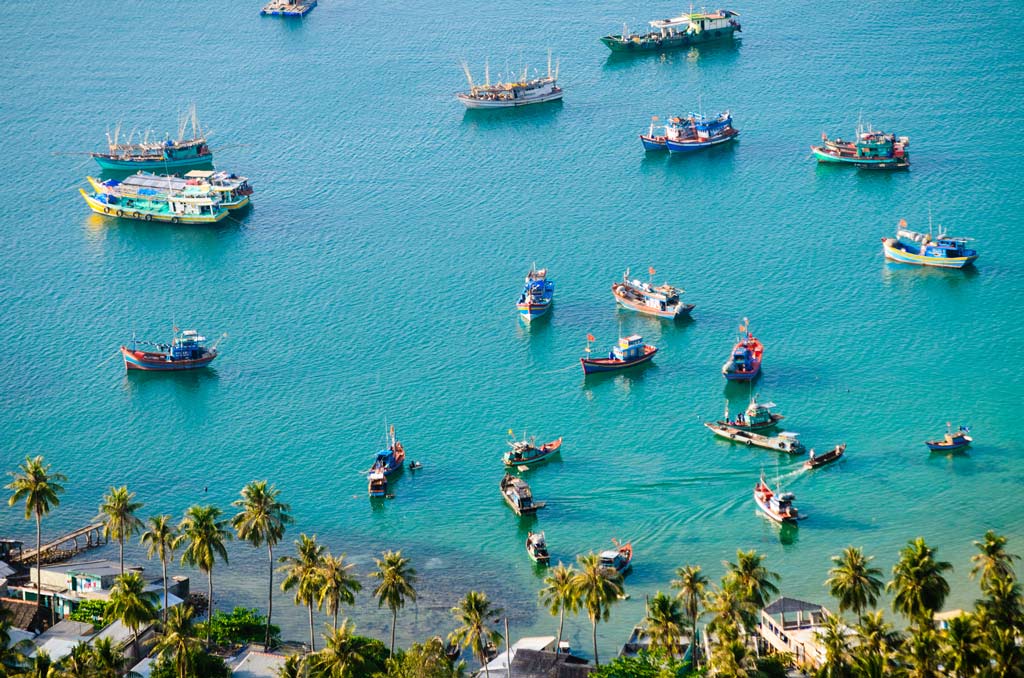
[500,473,544,515]
[926,424,972,452]
[704,423,806,455]
[503,435,563,467]
[601,9,741,52]
[117,171,253,210]
[811,125,909,170]
[580,335,657,375]
[260,0,317,16]
[367,469,388,498]
[81,176,228,225]
[722,321,762,381]
[457,56,562,109]
[716,396,784,431]
[120,329,219,371]
[611,268,694,319]
[754,473,801,524]
[91,107,213,171]
[369,425,406,478]
[517,265,554,322]
[598,540,632,575]
[803,443,847,470]
[526,531,550,565]
[882,219,978,269]
[664,111,739,153]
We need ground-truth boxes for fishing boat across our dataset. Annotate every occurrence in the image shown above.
[120,329,219,371]
[260,0,316,16]
[516,265,554,322]
[117,171,253,210]
[369,425,406,477]
[811,125,909,170]
[601,9,741,52]
[925,424,972,452]
[611,268,694,319]
[722,320,762,381]
[716,396,784,431]
[91,107,213,171]
[598,540,632,574]
[704,423,807,455]
[367,470,388,498]
[580,335,657,375]
[457,55,562,109]
[81,177,228,225]
[754,473,801,524]
[500,473,544,515]
[503,435,563,467]
[803,443,846,470]
[526,531,550,565]
[882,218,978,268]
[664,111,739,153]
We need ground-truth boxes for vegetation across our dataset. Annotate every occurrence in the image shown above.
[195,606,280,646]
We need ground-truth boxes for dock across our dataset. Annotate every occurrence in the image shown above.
[12,523,107,565]
[260,0,317,16]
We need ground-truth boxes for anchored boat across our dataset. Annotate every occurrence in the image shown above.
[926,424,972,452]
[120,329,219,371]
[716,396,784,431]
[754,473,801,524]
[601,9,741,52]
[612,268,694,319]
[457,55,562,109]
[81,177,228,225]
[664,111,739,152]
[526,531,550,565]
[722,320,762,381]
[804,444,846,470]
[704,423,806,455]
[580,334,657,375]
[598,540,633,575]
[503,435,562,467]
[91,107,213,171]
[500,473,544,515]
[882,218,977,268]
[117,171,253,210]
[517,265,554,322]
[811,125,909,170]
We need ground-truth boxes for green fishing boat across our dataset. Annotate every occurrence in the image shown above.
[601,9,741,52]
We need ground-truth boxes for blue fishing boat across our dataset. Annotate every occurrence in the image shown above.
[882,219,978,269]
[580,334,657,375]
[516,265,554,322]
[925,424,972,452]
[664,111,739,153]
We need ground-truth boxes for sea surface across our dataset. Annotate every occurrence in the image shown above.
[2,0,1023,660]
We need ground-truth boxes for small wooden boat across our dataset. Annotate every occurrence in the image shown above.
[611,268,694,319]
[704,423,806,455]
[598,539,632,575]
[120,329,219,371]
[722,319,762,381]
[503,436,562,467]
[715,396,784,431]
[517,265,554,322]
[367,469,388,498]
[581,335,657,375]
[754,473,801,524]
[500,473,544,515]
[926,424,972,452]
[526,531,550,565]
[803,443,846,470]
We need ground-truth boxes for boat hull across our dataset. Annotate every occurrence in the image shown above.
[92,154,214,171]
[80,189,228,225]
[601,28,738,53]
[665,130,739,153]
[882,240,977,268]
[458,90,563,109]
[120,347,217,371]
[581,347,657,375]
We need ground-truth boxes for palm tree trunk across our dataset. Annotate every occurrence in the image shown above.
[390,608,398,657]
[34,510,41,613]
[592,615,599,666]
[308,602,315,652]
[265,543,274,648]
[556,608,564,651]
[207,568,214,644]
[162,555,169,625]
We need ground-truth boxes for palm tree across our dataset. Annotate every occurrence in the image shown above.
[97,485,144,577]
[175,504,232,641]
[853,610,900,660]
[900,626,940,678]
[448,591,502,678]
[140,515,177,625]
[307,620,366,678]
[538,563,578,653]
[369,550,417,657]
[888,537,953,627]
[723,549,780,617]
[671,564,708,666]
[91,637,128,678]
[6,455,66,614]
[279,533,326,651]
[825,546,884,618]
[149,605,202,678]
[318,552,361,632]
[232,480,292,648]
[571,553,623,666]
[815,613,851,678]
[643,592,685,659]
[970,530,1019,588]
[105,571,159,650]
[940,613,985,678]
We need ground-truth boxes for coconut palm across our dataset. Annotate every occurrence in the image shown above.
[140,515,177,625]
[538,563,578,653]
[279,533,326,651]
[888,537,952,627]
[671,564,708,666]
[940,613,985,678]
[149,605,201,678]
[723,549,779,616]
[318,552,361,632]
[105,571,159,650]
[853,610,900,660]
[370,550,417,657]
[571,553,624,666]
[90,637,128,678]
[900,626,940,678]
[970,530,1019,588]
[815,613,851,678]
[307,620,366,678]
[231,480,292,647]
[6,455,66,614]
[97,485,144,577]
[825,546,884,618]
[175,504,231,641]
[448,591,502,677]
[643,592,686,659]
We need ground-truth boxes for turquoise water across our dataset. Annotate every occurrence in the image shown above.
[2,0,1023,659]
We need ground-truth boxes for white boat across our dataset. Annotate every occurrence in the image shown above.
[457,54,563,109]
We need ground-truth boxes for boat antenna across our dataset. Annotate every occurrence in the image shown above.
[459,60,475,90]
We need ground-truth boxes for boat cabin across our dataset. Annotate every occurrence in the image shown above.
[612,335,646,361]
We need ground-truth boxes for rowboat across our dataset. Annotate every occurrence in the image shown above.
[598,540,632,575]
[500,474,544,515]
[611,268,694,319]
[704,423,806,455]
[581,335,657,375]
[716,396,784,431]
[926,424,972,452]
[503,436,562,467]
[803,443,846,470]
[526,531,550,565]
[722,319,762,381]
[120,329,219,371]
[754,473,801,524]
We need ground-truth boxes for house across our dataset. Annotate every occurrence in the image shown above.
[757,596,848,668]
[480,637,593,677]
